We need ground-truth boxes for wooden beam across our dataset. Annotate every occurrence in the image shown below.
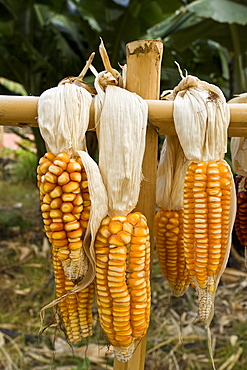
[0,95,247,137]
[0,95,39,127]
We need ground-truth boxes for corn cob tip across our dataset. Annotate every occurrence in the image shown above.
[113,340,135,362]
[170,283,190,298]
[198,288,213,323]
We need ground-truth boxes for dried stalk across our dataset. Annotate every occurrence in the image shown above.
[58,52,97,95]
[98,38,123,88]
[99,38,118,80]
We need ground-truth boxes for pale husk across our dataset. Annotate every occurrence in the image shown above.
[77,150,108,267]
[94,72,148,217]
[173,75,230,162]
[38,83,92,156]
[156,135,189,210]
[229,94,247,176]
[230,137,247,176]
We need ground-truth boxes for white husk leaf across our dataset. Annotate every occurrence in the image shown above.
[230,137,247,176]
[77,150,108,267]
[173,75,230,162]
[38,83,92,155]
[94,72,148,217]
[156,135,189,210]
[228,93,247,104]
[229,94,247,176]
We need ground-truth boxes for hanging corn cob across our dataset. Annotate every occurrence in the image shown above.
[230,94,247,267]
[170,75,236,326]
[37,65,108,342]
[155,135,190,296]
[93,48,150,362]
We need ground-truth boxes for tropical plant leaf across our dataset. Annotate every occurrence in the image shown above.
[187,0,247,25]
[0,77,27,95]
[164,18,233,51]
[146,10,196,39]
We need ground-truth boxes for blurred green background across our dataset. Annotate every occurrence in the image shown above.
[1,0,247,158]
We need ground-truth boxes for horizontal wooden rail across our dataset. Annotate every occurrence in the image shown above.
[0,95,247,136]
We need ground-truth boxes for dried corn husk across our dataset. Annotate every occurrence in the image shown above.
[38,83,90,156]
[230,94,247,177]
[156,135,189,211]
[229,94,247,266]
[231,137,247,177]
[94,71,148,217]
[172,75,230,162]
[38,81,108,312]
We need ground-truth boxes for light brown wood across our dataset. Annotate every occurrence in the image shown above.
[0,95,39,127]
[1,95,247,137]
[112,40,163,370]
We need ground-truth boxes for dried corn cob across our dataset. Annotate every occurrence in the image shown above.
[183,160,232,321]
[37,151,94,339]
[95,212,150,361]
[93,66,149,362]
[155,209,189,296]
[155,136,190,296]
[37,79,108,343]
[171,75,236,329]
[37,151,90,281]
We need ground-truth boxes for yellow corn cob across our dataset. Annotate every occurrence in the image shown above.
[52,244,94,341]
[37,151,94,341]
[94,212,150,362]
[155,209,190,296]
[183,160,232,322]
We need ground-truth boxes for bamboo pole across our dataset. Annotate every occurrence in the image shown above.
[111,39,163,370]
[0,95,247,136]
[0,95,39,127]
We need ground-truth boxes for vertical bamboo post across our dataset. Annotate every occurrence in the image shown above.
[113,40,163,370]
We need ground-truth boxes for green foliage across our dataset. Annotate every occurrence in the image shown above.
[0,180,40,236]
[0,77,27,95]
[72,357,91,370]
[187,0,247,25]
[0,209,33,236]
[0,0,247,156]
[0,146,14,158]
[147,0,247,96]
[14,150,37,184]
